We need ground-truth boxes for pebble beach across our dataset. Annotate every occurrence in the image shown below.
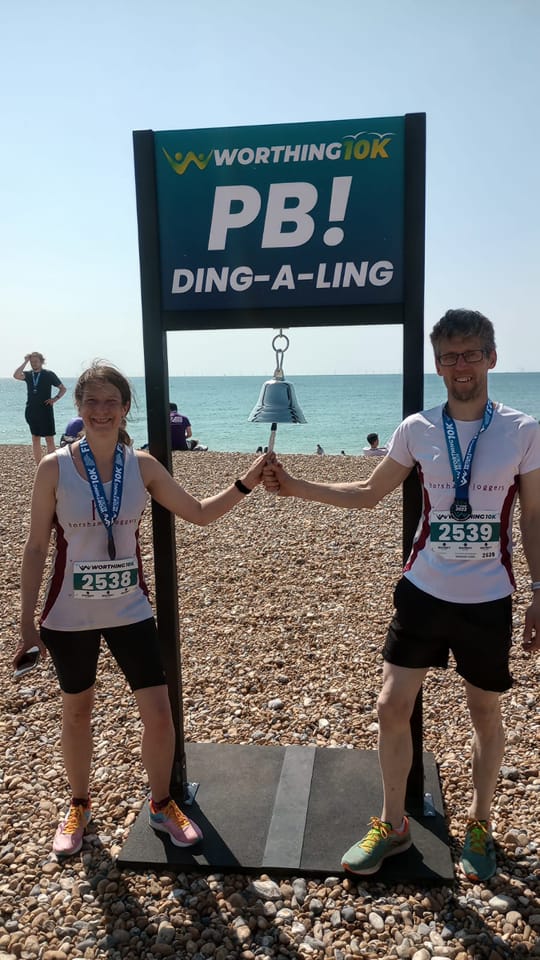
[1,447,538,960]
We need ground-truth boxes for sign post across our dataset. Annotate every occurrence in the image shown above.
[120,114,453,882]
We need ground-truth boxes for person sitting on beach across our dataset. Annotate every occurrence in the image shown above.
[263,308,540,882]
[140,404,207,452]
[60,416,84,446]
[316,443,325,455]
[362,433,388,457]
[14,361,267,858]
[169,402,199,451]
[13,352,67,465]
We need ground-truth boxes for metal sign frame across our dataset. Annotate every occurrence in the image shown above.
[132,112,426,805]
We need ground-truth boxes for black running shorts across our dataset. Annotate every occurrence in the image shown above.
[25,403,56,438]
[41,617,166,695]
[383,577,513,692]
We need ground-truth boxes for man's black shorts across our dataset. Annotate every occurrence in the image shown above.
[41,617,166,695]
[383,577,513,692]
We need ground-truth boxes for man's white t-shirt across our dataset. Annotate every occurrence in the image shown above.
[362,446,388,457]
[387,403,540,603]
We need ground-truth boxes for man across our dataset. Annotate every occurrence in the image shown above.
[169,402,198,451]
[263,309,540,881]
[362,432,388,457]
[13,352,66,464]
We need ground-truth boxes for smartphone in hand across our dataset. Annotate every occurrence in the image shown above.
[13,646,41,679]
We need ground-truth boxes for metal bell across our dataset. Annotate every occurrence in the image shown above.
[248,377,306,423]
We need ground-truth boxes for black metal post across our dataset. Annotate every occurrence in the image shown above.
[402,113,426,811]
[133,130,188,797]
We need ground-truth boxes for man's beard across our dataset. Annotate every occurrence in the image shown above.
[449,379,483,404]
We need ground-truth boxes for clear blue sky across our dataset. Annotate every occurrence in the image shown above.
[1,0,539,377]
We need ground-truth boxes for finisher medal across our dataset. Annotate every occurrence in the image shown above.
[450,499,472,521]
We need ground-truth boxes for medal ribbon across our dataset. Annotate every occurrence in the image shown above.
[32,371,41,393]
[442,400,493,506]
[79,438,124,559]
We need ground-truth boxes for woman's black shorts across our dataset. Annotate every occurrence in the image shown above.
[383,577,513,692]
[41,617,166,695]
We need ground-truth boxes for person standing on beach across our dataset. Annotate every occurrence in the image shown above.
[13,352,67,464]
[263,308,540,881]
[15,361,267,858]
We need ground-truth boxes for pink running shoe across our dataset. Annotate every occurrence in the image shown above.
[53,802,92,856]
[149,798,203,847]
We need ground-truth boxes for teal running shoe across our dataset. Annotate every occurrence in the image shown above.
[460,819,496,881]
[341,816,412,875]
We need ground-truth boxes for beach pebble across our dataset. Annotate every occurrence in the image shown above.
[488,894,516,913]
[369,911,385,931]
[247,879,282,900]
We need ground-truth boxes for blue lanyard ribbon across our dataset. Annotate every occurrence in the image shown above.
[32,371,41,392]
[79,438,124,559]
[442,399,493,502]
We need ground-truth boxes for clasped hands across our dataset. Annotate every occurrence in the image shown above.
[262,451,286,495]
[243,452,287,496]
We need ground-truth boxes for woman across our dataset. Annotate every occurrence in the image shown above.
[15,362,266,857]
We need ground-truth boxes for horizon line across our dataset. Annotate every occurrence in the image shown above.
[1,369,539,380]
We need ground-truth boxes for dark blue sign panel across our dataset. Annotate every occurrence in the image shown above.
[154,117,404,312]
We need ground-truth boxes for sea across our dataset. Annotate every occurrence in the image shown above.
[1,373,539,456]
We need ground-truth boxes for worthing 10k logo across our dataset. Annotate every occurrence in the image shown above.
[162,130,395,175]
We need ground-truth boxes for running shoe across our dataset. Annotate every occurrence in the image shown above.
[460,819,496,881]
[149,798,203,847]
[53,802,92,857]
[341,816,412,875]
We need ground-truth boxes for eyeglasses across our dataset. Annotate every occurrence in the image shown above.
[437,349,487,367]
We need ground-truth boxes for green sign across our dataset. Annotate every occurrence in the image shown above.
[153,117,405,312]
